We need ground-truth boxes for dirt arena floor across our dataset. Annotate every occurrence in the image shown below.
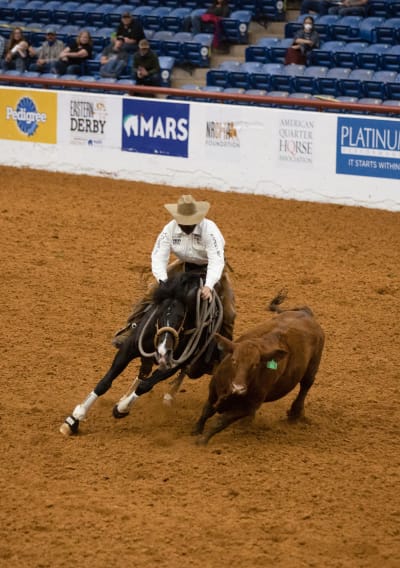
[1,165,399,568]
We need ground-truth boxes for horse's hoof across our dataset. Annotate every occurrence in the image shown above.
[59,416,79,436]
[112,404,130,419]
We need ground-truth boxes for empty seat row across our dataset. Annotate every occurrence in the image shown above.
[246,37,400,71]
[286,14,400,44]
[206,61,400,100]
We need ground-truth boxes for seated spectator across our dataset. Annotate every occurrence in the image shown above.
[99,36,129,79]
[328,0,369,16]
[188,0,231,51]
[29,27,64,74]
[132,39,160,87]
[54,30,93,75]
[284,16,320,65]
[1,27,31,72]
[115,11,145,54]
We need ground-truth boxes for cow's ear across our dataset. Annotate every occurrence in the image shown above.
[214,333,234,354]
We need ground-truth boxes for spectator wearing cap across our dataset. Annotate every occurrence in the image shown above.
[99,35,129,79]
[115,11,145,53]
[132,38,160,86]
[29,27,65,73]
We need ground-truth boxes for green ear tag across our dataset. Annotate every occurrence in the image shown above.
[266,359,278,370]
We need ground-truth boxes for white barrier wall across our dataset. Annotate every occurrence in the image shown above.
[0,86,399,211]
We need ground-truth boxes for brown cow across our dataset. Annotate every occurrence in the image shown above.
[192,292,325,444]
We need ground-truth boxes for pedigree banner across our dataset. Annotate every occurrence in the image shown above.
[57,92,122,148]
[0,88,57,143]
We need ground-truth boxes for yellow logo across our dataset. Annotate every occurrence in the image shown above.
[0,88,57,143]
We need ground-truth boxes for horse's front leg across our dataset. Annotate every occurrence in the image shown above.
[163,369,187,406]
[113,357,153,418]
[60,339,138,436]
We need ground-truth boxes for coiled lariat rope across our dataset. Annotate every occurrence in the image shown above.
[137,282,223,368]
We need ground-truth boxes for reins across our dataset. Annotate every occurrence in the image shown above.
[137,279,223,367]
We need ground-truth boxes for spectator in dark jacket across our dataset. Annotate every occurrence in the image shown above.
[188,0,231,50]
[100,36,129,78]
[116,11,145,53]
[284,16,320,65]
[132,39,160,86]
[328,0,369,16]
[54,30,93,75]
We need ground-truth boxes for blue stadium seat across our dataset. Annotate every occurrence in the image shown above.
[269,64,305,93]
[264,90,290,107]
[314,14,341,41]
[162,7,192,33]
[309,41,346,67]
[130,6,154,27]
[182,33,213,67]
[53,2,80,26]
[356,43,391,70]
[314,66,352,96]
[69,2,98,27]
[268,38,293,63]
[245,37,279,63]
[57,25,80,44]
[330,15,363,41]
[221,10,252,44]
[368,0,392,18]
[385,72,400,99]
[284,14,307,38]
[375,17,400,43]
[227,61,263,89]
[363,69,397,98]
[149,30,175,56]
[390,0,400,16]
[381,99,400,115]
[257,0,286,22]
[292,65,328,94]
[0,0,25,22]
[339,68,374,97]
[86,4,115,28]
[380,44,400,70]
[206,60,241,88]
[250,62,284,90]
[333,42,369,69]
[17,0,45,23]
[163,32,192,63]
[159,55,175,87]
[358,16,385,42]
[143,7,172,32]
[199,84,224,102]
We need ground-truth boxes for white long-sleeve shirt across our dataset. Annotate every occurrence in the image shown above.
[151,219,225,289]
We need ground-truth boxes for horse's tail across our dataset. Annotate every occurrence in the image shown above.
[268,289,288,313]
[268,289,314,317]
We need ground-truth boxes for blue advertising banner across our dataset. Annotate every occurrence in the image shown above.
[122,99,189,157]
[336,117,400,180]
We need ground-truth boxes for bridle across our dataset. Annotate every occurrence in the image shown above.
[137,280,223,368]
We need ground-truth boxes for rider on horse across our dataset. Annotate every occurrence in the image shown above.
[113,194,236,348]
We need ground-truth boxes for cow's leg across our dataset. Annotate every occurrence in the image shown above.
[60,339,138,435]
[287,368,317,421]
[196,409,249,445]
[191,400,216,436]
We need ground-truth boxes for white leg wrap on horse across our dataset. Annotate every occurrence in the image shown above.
[72,392,98,420]
[117,392,139,414]
[163,393,174,406]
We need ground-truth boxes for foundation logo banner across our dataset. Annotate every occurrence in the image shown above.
[337,117,400,180]
[1,89,57,143]
[122,99,189,157]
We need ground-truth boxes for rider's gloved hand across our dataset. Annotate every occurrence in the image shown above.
[201,286,212,302]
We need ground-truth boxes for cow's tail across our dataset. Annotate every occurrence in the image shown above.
[268,289,288,313]
[268,289,314,317]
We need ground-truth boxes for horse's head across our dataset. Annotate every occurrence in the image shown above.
[152,272,203,370]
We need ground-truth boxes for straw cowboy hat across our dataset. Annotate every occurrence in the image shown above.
[165,195,210,225]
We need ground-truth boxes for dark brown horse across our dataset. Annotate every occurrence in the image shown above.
[60,272,222,436]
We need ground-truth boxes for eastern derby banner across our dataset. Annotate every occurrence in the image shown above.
[336,116,400,180]
[0,88,57,143]
[122,98,190,157]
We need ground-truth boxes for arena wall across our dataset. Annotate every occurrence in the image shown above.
[0,86,399,211]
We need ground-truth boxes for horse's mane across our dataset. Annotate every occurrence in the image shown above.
[152,272,203,306]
